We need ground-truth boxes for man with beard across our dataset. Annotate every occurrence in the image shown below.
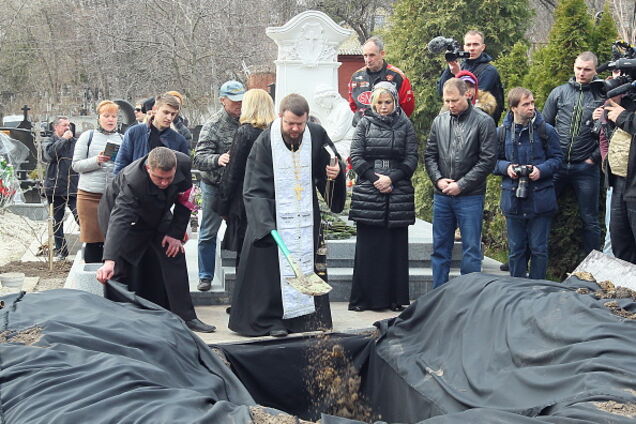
[228,93,346,337]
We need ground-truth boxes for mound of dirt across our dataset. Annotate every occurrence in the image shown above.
[0,260,71,279]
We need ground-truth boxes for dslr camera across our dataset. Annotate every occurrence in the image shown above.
[427,36,470,62]
[513,165,534,199]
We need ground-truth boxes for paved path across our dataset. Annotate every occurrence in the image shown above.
[193,302,398,344]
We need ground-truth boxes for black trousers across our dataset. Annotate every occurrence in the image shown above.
[104,238,197,321]
[46,195,78,255]
[610,176,636,264]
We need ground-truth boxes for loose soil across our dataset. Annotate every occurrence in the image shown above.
[250,406,315,424]
[573,272,636,320]
[595,400,636,418]
[0,260,72,279]
[304,332,377,422]
[0,326,43,345]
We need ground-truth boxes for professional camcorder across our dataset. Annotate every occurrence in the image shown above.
[427,36,470,62]
[513,165,534,199]
[592,41,636,99]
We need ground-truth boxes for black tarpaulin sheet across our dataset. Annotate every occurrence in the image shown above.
[0,283,256,423]
[361,273,636,423]
[214,332,375,421]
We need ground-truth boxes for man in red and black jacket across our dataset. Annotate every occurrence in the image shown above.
[348,36,415,126]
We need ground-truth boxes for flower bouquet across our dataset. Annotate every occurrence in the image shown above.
[0,156,19,209]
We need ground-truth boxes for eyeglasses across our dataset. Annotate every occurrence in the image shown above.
[135,108,142,112]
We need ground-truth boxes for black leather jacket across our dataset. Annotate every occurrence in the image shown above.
[542,78,604,164]
[424,104,498,196]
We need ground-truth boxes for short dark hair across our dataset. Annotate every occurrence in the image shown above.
[279,93,309,117]
[507,87,533,109]
[147,147,177,171]
[443,78,468,96]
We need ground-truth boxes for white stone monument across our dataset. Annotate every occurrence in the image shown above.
[266,11,354,157]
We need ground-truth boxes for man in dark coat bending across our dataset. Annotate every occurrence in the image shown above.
[228,94,346,337]
[96,147,215,333]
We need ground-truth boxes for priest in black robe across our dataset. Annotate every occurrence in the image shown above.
[228,94,346,337]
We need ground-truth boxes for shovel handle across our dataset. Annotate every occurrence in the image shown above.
[271,229,303,278]
[270,229,291,258]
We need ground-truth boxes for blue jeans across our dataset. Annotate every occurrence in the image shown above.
[198,181,223,280]
[432,194,484,288]
[553,161,601,254]
[506,215,552,279]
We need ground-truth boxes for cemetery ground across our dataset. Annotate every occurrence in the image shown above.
[0,210,69,292]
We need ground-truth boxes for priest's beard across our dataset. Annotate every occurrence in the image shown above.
[282,128,304,150]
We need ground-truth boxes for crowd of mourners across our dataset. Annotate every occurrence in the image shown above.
[41,30,636,336]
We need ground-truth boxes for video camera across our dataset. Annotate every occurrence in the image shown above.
[592,41,636,99]
[427,36,470,62]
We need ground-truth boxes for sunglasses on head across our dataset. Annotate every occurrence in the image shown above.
[135,108,142,112]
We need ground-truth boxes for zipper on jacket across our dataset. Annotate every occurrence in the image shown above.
[450,116,458,180]
[567,86,584,163]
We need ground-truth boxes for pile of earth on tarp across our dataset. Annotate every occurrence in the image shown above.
[212,271,636,424]
[356,272,636,423]
[4,272,636,424]
[0,283,287,423]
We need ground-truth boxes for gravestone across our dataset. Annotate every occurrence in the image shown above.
[266,10,353,157]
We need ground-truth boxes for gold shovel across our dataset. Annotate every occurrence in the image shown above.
[271,229,333,296]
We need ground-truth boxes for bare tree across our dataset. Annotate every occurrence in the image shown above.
[302,0,394,44]
[610,0,636,43]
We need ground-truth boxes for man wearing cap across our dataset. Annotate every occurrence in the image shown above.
[193,80,245,292]
[348,36,415,126]
[437,30,504,123]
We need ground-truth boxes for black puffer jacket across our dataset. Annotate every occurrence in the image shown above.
[542,77,604,164]
[424,104,498,196]
[348,109,418,227]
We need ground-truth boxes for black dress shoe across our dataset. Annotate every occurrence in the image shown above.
[390,304,405,312]
[186,319,216,333]
[269,329,288,337]
[348,305,364,312]
[197,278,212,291]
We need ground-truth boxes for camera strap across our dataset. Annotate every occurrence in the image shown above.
[499,122,549,163]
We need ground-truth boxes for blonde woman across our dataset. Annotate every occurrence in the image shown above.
[72,101,123,262]
[213,89,275,268]
[348,82,418,312]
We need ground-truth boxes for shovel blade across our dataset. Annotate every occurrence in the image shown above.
[287,272,332,296]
